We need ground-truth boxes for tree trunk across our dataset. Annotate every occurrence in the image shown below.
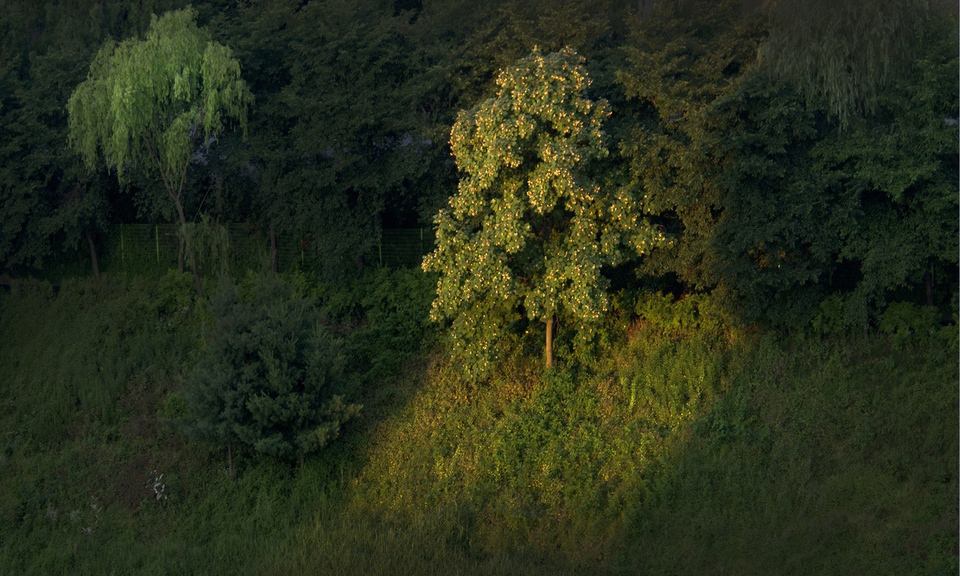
[545,314,554,369]
[269,224,278,273]
[177,236,185,273]
[172,196,201,291]
[638,0,654,17]
[86,231,100,281]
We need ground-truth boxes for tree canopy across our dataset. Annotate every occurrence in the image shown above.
[424,48,664,375]
[0,0,952,341]
[68,7,252,184]
[67,6,252,281]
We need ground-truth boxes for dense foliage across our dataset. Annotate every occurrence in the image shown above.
[0,1,182,273]
[0,280,955,574]
[763,0,937,125]
[616,0,958,327]
[1,0,954,328]
[67,7,252,282]
[424,47,663,376]
[0,1,956,573]
[187,273,360,461]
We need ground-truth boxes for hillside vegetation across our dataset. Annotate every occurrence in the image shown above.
[1,1,957,573]
[1,275,955,575]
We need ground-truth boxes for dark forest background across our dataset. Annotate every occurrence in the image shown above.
[1,0,956,328]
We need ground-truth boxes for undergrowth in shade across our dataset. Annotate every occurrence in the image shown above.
[1,277,955,575]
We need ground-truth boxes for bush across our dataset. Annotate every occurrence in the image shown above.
[878,302,939,346]
[634,290,730,337]
[313,268,436,386]
[186,273,360,462]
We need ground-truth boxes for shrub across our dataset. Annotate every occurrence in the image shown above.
[186,273,360,462]
[634,290,730,337]
[313,268,436,387]
[879,301,940,346]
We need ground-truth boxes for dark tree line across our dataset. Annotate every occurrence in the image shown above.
[1,0,956,328]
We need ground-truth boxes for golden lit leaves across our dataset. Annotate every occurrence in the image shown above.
[424,47,665,377]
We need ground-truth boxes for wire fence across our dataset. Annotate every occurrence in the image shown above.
[43,223,435,280]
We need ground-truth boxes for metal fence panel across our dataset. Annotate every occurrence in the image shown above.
[40,224,436,280]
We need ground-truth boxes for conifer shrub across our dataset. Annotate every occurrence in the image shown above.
[186,273,360,462]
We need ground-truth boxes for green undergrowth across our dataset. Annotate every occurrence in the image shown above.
[0,277,956,575]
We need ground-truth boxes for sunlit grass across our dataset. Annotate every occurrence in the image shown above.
[0,279,956,575]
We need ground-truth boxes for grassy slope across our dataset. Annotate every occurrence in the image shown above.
[0,279,956,575]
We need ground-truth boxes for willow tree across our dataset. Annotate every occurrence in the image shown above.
[424,48,664,376]
[762,0,935,126]
[67,7,252,283]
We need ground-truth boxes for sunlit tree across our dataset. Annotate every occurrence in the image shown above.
[67,7,252,285]
[424,47,664,376]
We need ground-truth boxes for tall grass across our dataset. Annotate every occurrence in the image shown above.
[0,278,956,575]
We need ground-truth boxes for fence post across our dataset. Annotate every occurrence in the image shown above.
[378,237,383,268]
[155,224,160,265]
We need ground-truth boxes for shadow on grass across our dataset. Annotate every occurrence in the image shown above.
[1,278,956,575]
[263,330,958,576]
